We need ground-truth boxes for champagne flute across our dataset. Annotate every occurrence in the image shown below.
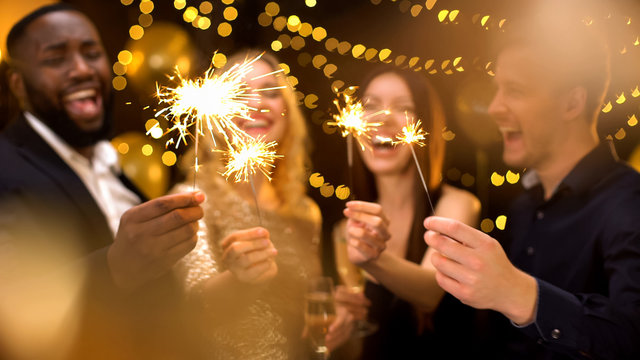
[305,276,336,360]
[333,233,379,337]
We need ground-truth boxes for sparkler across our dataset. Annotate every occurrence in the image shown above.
[221,137,282,224]
[387,118,436,215]
[328,89,388,199]
[154,52,283,188]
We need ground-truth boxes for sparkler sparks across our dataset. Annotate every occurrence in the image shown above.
[155,53,264,150]
[327,90,387,150]
[221,137,282,183]
[152,52,285,187]
[393,119,428,147]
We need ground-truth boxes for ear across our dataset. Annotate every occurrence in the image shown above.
[562,86,587,121]
[8,69,28,108]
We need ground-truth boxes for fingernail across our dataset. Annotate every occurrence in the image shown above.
[270,248,278,255]
[194,191,205,203]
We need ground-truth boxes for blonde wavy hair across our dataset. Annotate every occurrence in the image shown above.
[182,50,312,212]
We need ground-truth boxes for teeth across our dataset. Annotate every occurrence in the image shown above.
[64,89,96,102]
[244,120,269,129]
[372,136,393,145]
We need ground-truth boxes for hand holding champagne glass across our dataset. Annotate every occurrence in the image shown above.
[305,276,336,359]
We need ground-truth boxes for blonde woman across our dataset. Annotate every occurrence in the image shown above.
[173,50,353,359]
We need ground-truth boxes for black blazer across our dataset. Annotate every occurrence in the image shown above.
[0,116,189,360]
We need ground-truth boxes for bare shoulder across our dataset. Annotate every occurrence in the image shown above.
[436,184,481,226]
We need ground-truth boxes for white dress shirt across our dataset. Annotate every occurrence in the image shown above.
[24,112,141,236]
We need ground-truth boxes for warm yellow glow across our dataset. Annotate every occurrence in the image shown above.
[279,62,290,74]
[218,22,232,37]
[118,50,133,65]
[495,215,507,230]
[614,128,626,140]
[162,151,177,166]
[291,36,306,50]
[305,0,317,7]
[299,23,313,37]
[309,173,324,188]
[258,12,273,27]
[602,101,612,113]
[304,94,319,109]
[411,5,423,17]
[142,144,154,156]
[442,129,456,141]
[271,40,283,51]
[197,17,211,30]
[174,0,186,9]
[480,218,494,233]
[113,62,127,76]
[491,172,505,186]
[352,44,366,58]
[288,15,301,27]
[224,7,238,21]
[312,27,327,41]
[481,15,490,26]
[121,0,134,5]
[379,48,392,61]
[628,114,638,127]
[323,63,337,77]
[129,25,144,40]
[449,9,459,21]
[335,185,350,200]
[139,1,154,14]
[112,76,127,90]
[199,1,213,14]
[265,2,280,16]
[312,55,327,68]
[425,0,437,10]
[183,6,198,22]
[320,183,335,197]
[438,10,448,22]
[505,170,520,184]
[221,0,234,4]
[212,53,227,68]
[139,13,153,27]
[117,142,130,154]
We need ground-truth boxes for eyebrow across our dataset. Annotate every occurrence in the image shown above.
[42,39,99,52]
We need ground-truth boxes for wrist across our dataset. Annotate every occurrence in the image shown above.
[501,270,538,325]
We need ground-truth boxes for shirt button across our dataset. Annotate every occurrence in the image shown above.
[551,329,561,339]
[527,246,535,255]
[536,211,544,220]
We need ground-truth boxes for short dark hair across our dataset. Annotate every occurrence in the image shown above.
[6,3,78,60]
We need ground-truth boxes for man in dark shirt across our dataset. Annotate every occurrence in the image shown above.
[423,3,640,360]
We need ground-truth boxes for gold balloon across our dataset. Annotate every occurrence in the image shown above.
[112,131,169,199]
[124,21,196,95]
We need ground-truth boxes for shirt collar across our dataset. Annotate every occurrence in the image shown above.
[522,140,618,197]
[23,111,120,174]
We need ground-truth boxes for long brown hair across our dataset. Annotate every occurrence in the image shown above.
[352,66,446,203]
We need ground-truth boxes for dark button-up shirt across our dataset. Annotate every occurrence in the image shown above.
[494,141,640,359]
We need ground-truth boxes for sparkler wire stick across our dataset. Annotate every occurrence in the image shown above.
[249,174,263,226]
[409,145,435,215]
[346,133,355,200]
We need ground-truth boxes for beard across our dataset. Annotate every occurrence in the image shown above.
[23,81,113,148]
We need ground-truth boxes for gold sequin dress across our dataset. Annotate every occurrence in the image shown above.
[174,174,322,360]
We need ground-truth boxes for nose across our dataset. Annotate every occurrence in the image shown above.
[68,53,93,79]
[487,89,505,119]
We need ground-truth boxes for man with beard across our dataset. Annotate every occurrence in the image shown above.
[0,4,204,359]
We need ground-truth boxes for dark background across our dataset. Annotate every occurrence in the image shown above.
[2,0,640,273]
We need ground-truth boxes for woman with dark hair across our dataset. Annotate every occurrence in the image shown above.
[332,67,480,359]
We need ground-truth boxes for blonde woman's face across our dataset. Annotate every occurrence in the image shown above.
[361,72,415,176]
[234,60,287,144]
